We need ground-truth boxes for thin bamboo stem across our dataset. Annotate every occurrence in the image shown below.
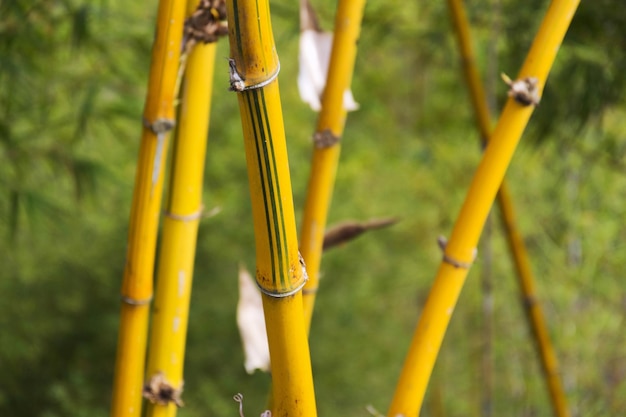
[111,1,187,416]
[300,0,366,330]
[481,214,494,417]
[447,1,570,416]
[143,5,218,417]
[498,184,571,417]
[387,2,580,416]
[225,1,317,416]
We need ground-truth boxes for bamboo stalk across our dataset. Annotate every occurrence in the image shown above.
[387,2,580,416]
[498,184,571,417]
[447,1,570,416]
[111,1,187,416]
[225,1,317,416]
[300,0,366,330]
[143,2,220,417]
[480,214,494,417]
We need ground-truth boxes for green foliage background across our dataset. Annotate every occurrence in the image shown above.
[1,0,625,416]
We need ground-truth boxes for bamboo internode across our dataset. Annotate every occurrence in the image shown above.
[111,1,187,416]
[225,0,318,416]
[387,1,581,416]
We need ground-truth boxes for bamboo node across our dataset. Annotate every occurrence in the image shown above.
[143,371,184,407]
[501,73,540,106]
[228,58,281,92]
[120,295,152,306]
[313,129,340,148]
[143,117,176,135]
[255,252,309,298]
[183,0,228,49]
[437,235,477,269]
[164,204,204,222]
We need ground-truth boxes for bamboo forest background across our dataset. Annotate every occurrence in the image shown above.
[1,0,625,416]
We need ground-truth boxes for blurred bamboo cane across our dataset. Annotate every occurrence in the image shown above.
[224,0,317,416]
[387,1,580,416]
[142,2,225,417]
[299,0,367,330]
[447,1,570,416]
[111,1,187,416]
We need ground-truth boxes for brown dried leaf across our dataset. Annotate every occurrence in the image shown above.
[323,217,398,251]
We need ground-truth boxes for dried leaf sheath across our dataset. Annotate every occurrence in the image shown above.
[111,1,187,416]
[225,0,317,416]
[448,1,570,416]
[387,1,581,416]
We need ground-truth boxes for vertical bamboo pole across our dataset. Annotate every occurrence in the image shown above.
[300,0,366,330]
[143,3,218,417]
[111,1,186,416]
[225,1,317,416]
[447,1,570,416]
[387,2,580,416]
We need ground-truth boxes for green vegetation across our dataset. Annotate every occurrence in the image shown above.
[1,1,625,416]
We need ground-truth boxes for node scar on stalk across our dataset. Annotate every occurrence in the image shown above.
[501,73,540,106]
[229,58,246,92]
[143,371,184,407]
[182,0,228,50]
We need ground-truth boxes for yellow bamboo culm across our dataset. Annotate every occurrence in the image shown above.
[300,0,366,330]
[143,3,219,417]
[387,1,580,416]
[111,1,187,416]
[447,1,570,416]
[225,1,317,416]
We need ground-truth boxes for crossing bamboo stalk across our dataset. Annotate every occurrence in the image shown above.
[497,185,571,417]
[225,1,317,416]
[111,1,187,416]
[300,0,366,330]
[143,3,219,416]
[387,1,580,416]
[447,1,570,415]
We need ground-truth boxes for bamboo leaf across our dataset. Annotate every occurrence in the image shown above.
[71,5,91,49]
[71,157,110,201]
[72,81,100,143]
[8,189,19,241]
[19,188,67,228]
